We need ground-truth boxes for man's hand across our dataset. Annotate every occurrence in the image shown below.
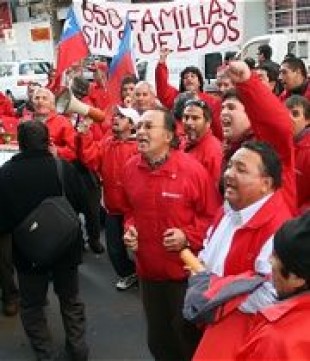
[226,61,251,84]
[124,226,138,252]
[163,228,188,252]
[159,47,172,64]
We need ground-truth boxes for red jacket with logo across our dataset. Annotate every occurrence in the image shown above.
[155,62,223,140]
[294,128,310,214]
[45,112,76,161]
[236,293,310,361]
[123,150,221,281]
[79,133,137,214]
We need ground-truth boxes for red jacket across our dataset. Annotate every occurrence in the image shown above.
[45,112,76,161]
[209,191,292,276]
[185,129,223,187]
[88,82,111,111]
[236,293,310,361]
[0,92,15,117]
[279,80,310,102]
[294,128,310,214]
[237,74,297,215]
[79,133,137,214]
[123,150,221,281]
[155,62,223,140]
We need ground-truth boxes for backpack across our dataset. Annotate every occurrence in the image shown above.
[13,158,81,268]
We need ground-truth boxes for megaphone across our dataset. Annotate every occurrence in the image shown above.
[56,88,105,123]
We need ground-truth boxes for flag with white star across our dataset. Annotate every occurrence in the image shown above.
[56,6,89,77]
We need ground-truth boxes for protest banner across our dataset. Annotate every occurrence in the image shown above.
[73,0,244,59]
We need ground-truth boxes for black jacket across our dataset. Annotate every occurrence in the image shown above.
[0,150,90,272]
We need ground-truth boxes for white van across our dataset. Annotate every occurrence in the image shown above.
[238,33,310,72]
[0,60,51,102]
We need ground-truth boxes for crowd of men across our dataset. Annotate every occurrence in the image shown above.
[0,43,310,361]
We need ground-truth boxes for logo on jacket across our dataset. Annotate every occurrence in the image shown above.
[29,221,39,232]
[162,191,182,199]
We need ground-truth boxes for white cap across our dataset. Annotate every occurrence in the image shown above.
[116,106,140,125]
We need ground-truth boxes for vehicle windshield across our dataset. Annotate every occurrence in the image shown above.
[0,64,14,77]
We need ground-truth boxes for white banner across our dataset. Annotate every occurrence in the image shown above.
[73,0,244,59]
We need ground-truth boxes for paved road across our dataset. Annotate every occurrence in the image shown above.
[0,245,152,361]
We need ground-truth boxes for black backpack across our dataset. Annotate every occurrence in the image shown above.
[13,158,80,268]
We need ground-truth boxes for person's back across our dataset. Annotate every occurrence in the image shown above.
[0,121,89,361]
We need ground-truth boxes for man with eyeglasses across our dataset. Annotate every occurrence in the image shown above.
[123,107,221,361]
[182,99,223,188]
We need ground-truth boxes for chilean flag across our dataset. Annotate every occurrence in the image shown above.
[107,18,136,106]
[56,7,89,77]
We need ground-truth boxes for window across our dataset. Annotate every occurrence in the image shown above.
[241,40,270,63]
[136,60,147,81]
[288,40,308,58]
[19,62,50,75]
[204,53,222,80]
[0,64,14,77]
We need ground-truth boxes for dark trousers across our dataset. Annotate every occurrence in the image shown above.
[0,234,19,304]
[83,179,101,243]
[105,214,135,278]
[141,279,202,361]
[17,267,88,361]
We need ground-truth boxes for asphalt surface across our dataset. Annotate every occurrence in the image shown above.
[0,243,152,361]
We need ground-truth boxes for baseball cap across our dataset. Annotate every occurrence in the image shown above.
[116,106,140,125]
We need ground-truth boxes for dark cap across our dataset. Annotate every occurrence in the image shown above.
[274,212,310,279]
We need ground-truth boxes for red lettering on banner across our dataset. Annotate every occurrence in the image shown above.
[106,8,122,29]
[207,0,223,24]
[194,27,210,49]
[137,32,156,54]
[83,25,92,46]
[82,4,94,23]
[187,4,199,27]
[227,15,240,41]
[92,4,107,26]
[176,30,191,52]
[159,8,179,30]
[211,21,226,45]
[177,5,186,29]
[141,10,160,32]
[158,31,173,48]
[199,4,207,25]
[224,0,236,16]
[126,10,140,29]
